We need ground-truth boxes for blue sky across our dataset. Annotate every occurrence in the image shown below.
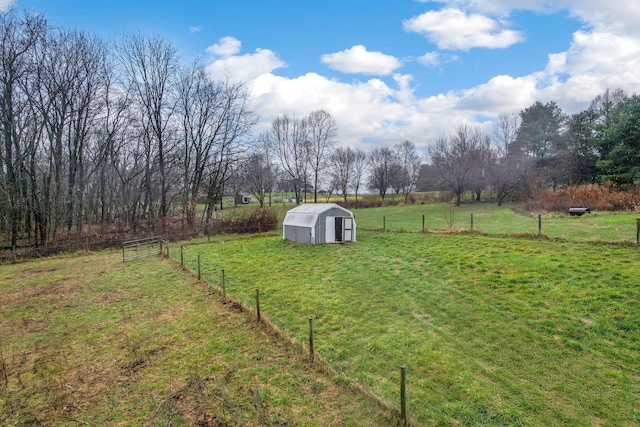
[5,0,640,150]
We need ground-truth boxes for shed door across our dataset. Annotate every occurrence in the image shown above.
[343,217,353,242]
[325,216,336,243]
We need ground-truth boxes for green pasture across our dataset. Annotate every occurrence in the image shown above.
[349,203,640,242]
[177,230,640,426]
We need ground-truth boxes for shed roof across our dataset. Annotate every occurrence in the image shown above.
[283,203,353,228]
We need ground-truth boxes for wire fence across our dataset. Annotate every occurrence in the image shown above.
[169,244,413,427]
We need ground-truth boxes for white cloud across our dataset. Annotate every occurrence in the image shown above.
[418,51,440,67]
[206,47,286,83]
[189,26,202,34]
[403,8,523,50]
[206,36,242,57]
[456,74,538,112]
[320,45,402,75]
[0,0,15,12]
[202,2,640,152]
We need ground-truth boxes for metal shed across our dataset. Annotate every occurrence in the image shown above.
[283,203,356,244]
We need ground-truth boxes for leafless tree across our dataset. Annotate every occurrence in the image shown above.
[329,146,355,201]
[352,148,368,201]
[305,109,337,202]
[117,33,179,219]
[428,124,485,206]
[242,133,278,207]
[200,80,256,220]
[390,140,422,202]
[269,114,308,204]
[490,113,531,205]
[368,146,394,200]
[0,11,47,246]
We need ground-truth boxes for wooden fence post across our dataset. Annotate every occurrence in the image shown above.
[400,366,407,427]
[197,255,201,280]
[383,216,386,230]
[422,214,425,232]
[471,213,474,231]
[255,288,261,322]
[538,214,542,236]
[222,269,226,299]
[636,218,639,243]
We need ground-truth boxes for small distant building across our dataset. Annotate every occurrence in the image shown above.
[235,193,252,205]
[283,203,356,244]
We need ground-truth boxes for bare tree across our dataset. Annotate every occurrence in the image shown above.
[305,109,337,202]
[428,124,485,206]
[329,146,355,201]
[269,114,308,204]
[241,133,277,208]
[490,112,530,205]
[117,33,179,219]
[352,148,368,201]
[368,146,394,200]
[390,140,422,202]
[0,11,47,246]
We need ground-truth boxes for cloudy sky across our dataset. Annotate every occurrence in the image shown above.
[6,0,640,151]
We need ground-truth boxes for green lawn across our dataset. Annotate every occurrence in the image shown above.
[349,203,640,242]
[178,230,640,426]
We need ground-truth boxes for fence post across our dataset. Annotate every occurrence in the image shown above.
[422,214,425,232]
[255,288,261,322]
[383,216,386,230]
[180,246,184,267]
[400,366,407,427]
[197,254,201,280]
[222,269,226,299]
[538,214,542,236]
[470,213,474,231]
[122,246,125,263]
[308,318,314,362]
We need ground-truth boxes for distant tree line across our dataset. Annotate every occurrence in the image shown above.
[2,10,639,248]
[420,89,640,206]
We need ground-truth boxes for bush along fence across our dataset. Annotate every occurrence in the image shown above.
[166,244,413,427]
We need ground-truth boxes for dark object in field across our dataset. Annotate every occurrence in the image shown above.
[568,207,590,216]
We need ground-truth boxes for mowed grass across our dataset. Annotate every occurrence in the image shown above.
[179,231,640,426]
[0,251,392,426]
[351,203,640,242]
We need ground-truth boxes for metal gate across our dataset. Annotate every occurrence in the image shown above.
[122,236,165,262]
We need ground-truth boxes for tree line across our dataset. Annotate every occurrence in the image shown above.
[421,89,640,206]
[2,10,639,248]
[0,11,256,247]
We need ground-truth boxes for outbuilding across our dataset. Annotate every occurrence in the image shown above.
[283,203,356,244]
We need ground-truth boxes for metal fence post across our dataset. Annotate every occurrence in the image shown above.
[308,318,314,362]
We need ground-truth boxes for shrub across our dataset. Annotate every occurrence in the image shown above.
[213,207,278,234]
[524,183,639,212]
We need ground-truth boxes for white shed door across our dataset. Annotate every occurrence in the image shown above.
[325,216,336,243]
[343,217,353,241]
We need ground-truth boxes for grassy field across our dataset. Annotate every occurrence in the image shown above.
[349,203,640,242]
[0,251,393,426]
[177,230,639,426]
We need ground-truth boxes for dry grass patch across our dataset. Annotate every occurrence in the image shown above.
[0,251,392,426]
